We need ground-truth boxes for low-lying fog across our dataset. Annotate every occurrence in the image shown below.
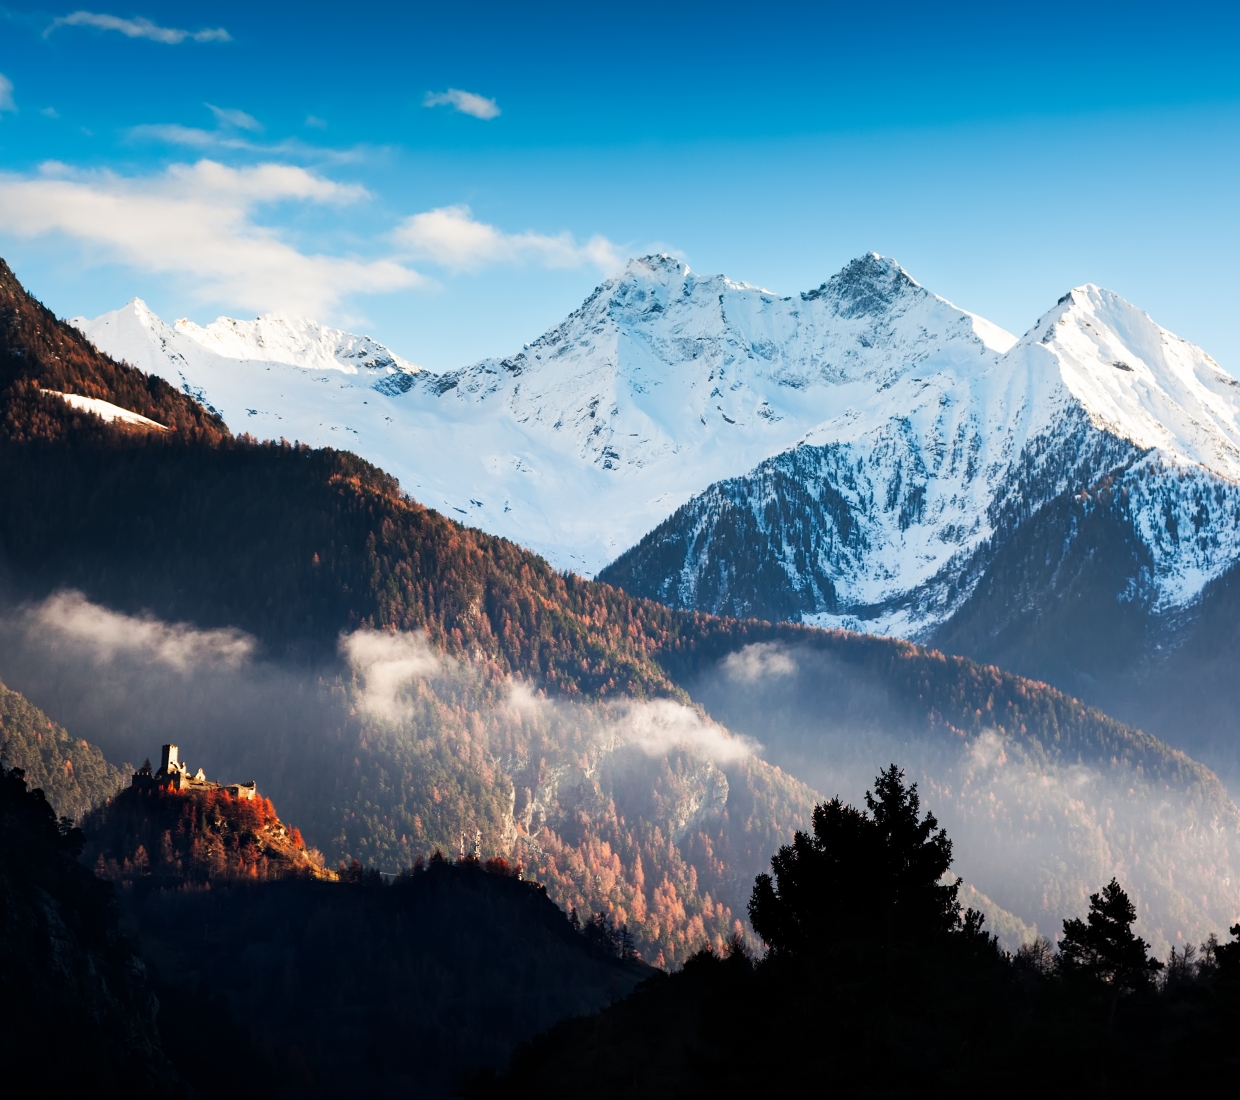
[1,591,1236,958]
[685,641,1240,957]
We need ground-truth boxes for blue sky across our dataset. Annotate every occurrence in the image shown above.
[1,1,1239,370]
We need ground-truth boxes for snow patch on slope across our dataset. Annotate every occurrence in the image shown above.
[49,391,168,430]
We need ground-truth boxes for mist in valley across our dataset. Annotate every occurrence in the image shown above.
[5,589,1237,959]
[0,590,810,963]
[685,641,1240,957]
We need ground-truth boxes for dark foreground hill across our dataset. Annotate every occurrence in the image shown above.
[0,766,178,1097]
[123,860,650,1099]
[474,771,1240,1100]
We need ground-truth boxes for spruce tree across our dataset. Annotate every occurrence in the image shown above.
[749,765,959,960]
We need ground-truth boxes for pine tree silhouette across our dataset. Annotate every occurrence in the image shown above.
[1058,877,1162,1029]
[749,765,959,963]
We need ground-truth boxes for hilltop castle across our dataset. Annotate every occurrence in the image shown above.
[132,743,257,801]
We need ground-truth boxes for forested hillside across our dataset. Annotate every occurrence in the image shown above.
[0,256,1235,959]
[0,258,226,442]
[0,677,125,820]
[85,780,331,883]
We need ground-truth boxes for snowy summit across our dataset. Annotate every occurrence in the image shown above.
[72,254,1240,638]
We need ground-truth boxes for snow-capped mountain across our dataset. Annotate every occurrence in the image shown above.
[601,280,1240,639]
[74,253,1240,646]
[74,254,1015,574]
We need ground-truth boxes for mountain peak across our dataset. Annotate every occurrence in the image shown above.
[801,252,923,317]
[627,252,688,274]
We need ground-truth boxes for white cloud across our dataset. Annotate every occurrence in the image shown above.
[393,204,623,274]
[305,115,327,129]
[41,106,59,118]
[126,120,361,163]
[721,642,798,683]
[423,88,500,120]
[614,699,759,764]
[48,11,230,43]
[206,103,262,132]
[128,123,247,149]
[341,629,443,721]
[0,74,15,114]
[0,159,425,316]
[30,590,254,672]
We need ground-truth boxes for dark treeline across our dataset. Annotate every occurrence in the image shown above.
[476,767,1240,1098]
[118,852,650,1099]
[0,766,177,1097]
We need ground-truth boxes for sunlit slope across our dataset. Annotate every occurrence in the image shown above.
[602,285,1240,637]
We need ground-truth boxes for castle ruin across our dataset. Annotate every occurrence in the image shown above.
[132,743,257,801]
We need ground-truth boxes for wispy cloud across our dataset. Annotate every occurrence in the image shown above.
[41,106,59,118]
[423,88,500,120]
[0,74,15,114]
[0,159,425,316]
[47,11,230,43]
[721,642,797,683]
[341,629,444,721]
[206,103,262,132]
[393,204,622,274]
[305,115,327,129]
[127,106,361,163]
[613,698,758,764]
[31,590,254,672]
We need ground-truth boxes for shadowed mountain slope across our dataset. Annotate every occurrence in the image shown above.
[0,676,126,820]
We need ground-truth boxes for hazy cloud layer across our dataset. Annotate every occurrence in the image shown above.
[694,639,1240,956]
[30,590,254,672]
[393,204,622,274]
[610,698,757,764]
[0,74,14,114]
[423,89,500,120]
[341,627,755,764]
[0,159,425,316]
[721,641,797,683]
[47,11,230,44]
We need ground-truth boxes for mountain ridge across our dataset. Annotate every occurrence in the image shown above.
[74,252,1017,573]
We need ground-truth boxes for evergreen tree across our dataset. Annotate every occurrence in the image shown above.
[749,765,959,960]
[1058,878,1162,991]
[1058,878,1162,1031]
